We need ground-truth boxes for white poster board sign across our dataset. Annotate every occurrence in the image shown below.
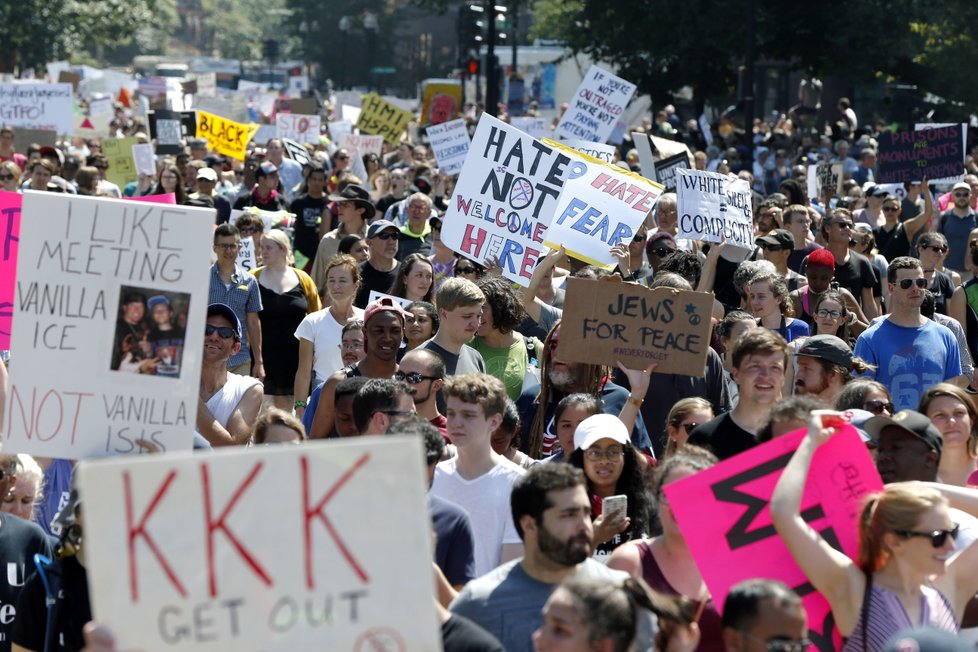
[196,72,217,98]
[288,75,309,97]
[564,139,616,164]
[5,193,214,458]
[132,143,157,176]
[0,82,74,134]
[328,120,353,144]
[806,162,844,201]
[554,65,636,144]
[676,169,754,249]
[368,290,411,308]
[511,117,549,140]
[236,235,257,271]
[77,437,442,651]
[339,134,384,158]
[341,105,361,124]
[426,118,471,175]
[276,113,321,144]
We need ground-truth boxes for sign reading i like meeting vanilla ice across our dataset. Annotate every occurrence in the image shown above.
[554,65,636,144]
[5,192,214,459]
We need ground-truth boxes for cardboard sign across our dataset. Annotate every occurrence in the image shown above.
[367,290,411,308]
[102,137,139,188]
[57,71,81,92]
[806,162,844,201]
[132,143,156,176]
[196,110,259,161]
[276,114,321,144]
[654,152,690,193]
[426,119,470,175]
[665,427,882,652]
[915,123,967,184]
[0,192,21,349]
[356,93,412,145]
[878,125,963,183]
[420,79,462,126]
[11,127,57,149]
[440,114,571,287]
[676,169,754,249]
[77,437,442,652]
[544,141,663,268]
[558,277,713,374]
[0,82,74,134]
[5,193,215,458]
[339,134,384,158]
[237,236,256,272]
[554,65,636,144]
[511,117,549,140]
[564,140,616,164]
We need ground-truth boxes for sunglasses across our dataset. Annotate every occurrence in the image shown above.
[395,371,440,384]
[239,226,259,235]
[882,206,900,212]
[832,221,854,229]
[897,278,927,290]
[849,239,870,247]
[954,192,970,198]
[650,246,676,257]
[0,174,13,181]
[337,155,350,160]
[631,234,647,243]
[205,324,236,339]
[679,422,698,434]
[920,244,948,254]
[863,399,895,415]
[372,231,399,241]
[894,523,959,548]
[456,266,477,274]
[762,244,788,252]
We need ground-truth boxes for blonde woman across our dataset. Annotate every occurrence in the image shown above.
[0,160,22,193]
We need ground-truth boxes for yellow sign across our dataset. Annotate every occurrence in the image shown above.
[421,80,462,126]
[195,110,259,160]
[101,137,139,188]
[356,93,413,145]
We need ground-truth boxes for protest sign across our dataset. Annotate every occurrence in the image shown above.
[341,105,361,124]
[653,152,690,193]
[563,140,616,164]
[12,128,57,148]
[356,93,413,145]
[543,140,663,268]
[440,114,572,286]
[676,169,754,249]
[874,182,907,200]
[0,192,21,349]
[806,162,844,202]
[0,83,73,134]
[4,193,214,458]
[345,147,369,187]
[426,118,470,175]
[511,117,549,140]
[282,138,312,167]
[328,120,353,143]
[420,79,462,126]
[237,236,256,272]
[339,134,384,158]
[126,193,177,205]
[77,437,442,652]
[57,71,81,92]
[196,110,259,161]
[196,72,217,98]
[878,125,963,183]
[73,112,111,139]
[274,97,318,116]
[665,426,882,651]
[554,65,636,144]
[276,114,321,144]
[558,277,712,374]
[633,132,694,183]
[915,123,967,184]
[46,61,69,82]
[149,110,197,156]
[253,125,276,147]
[367,290,411,308]
[89,95,114,119]
[102,137,139,188]
[132,143,156,177]
[288,75,309,97]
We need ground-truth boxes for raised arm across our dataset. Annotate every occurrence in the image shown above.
[904,177,934,243]
[520,245,564,324]
[615,361,655,435]
[920,482,978,613]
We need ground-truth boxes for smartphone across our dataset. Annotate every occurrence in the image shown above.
[603,495,628,519]
[812,409,847,429]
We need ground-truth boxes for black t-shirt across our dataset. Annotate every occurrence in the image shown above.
[442,614,506,652]
[833,251,876,306]
[354,260,398,308]
[687,412,758,460]
[14,556,90,652]
[289,193,328,260]
[788,242,821,274]
[232,191,288,212]
[0,516,54,652]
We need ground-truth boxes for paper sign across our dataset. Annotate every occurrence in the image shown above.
[511,117,549,140]
[196,110,259,161]
[440,114,571,287]
[420,79,462,126]
[563,140,615,164]
[339,134,384,158]
[426,119,470,175]
[878,125,963,183]
[132,143,156,176]
[11,128,57,149]
[0,192,21,349]
[676,169,754,249]
[328,120,353,143]
[0,83,74,134]
[282,138,312,167]
[915,123,967,184]
[368,290,411,308]
[73,112,111,139]
[149,110,189,156]
[288,75,309,97]
[544,140,663,268]
[237,234,257,272]
[554,65,636,144]
[665,427,882,651]
[57,71,81,92]
[341,105,361,124]
[357,93,413,145]
[102,137,139,188]
[77,437,442,652]
[196,72,217,98]
[558,277,712,374]
[5,193,215,458]
[806,162,844,201]
[276,114,321,144]
[654,152,690,193]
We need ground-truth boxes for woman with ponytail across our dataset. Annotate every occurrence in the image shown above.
[771,412,978,651]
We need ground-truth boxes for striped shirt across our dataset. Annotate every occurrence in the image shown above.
[208,264,262,368]
[842,583,957,652]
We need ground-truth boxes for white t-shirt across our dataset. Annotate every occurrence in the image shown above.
[431,457,525,577]
[294,307,364,384]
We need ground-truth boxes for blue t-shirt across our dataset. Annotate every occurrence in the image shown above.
[939,209,978,272]
[854,318,961,411]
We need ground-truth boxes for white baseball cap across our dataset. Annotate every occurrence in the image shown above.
[573,414,629,451]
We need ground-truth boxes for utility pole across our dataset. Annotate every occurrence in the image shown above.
[485,0,498,116]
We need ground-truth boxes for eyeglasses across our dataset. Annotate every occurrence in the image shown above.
[762,244,788,252]
[894,523,959,548]
[882,206,900,212]
[395,371,440,384]
[216,243,241,251]
[631,234,647,243]
[679,422,698,434]
[456,266,477,274]
[815,308,843,319]
[337,155,350,160]
[954,192,970,198]
[239,227,259,235]
[339,341,363,351]
[920,244,948,254]
[0,174,13,181]
[584,447,625,461]
[739,633,812,652]
[897,278,928,290]
[372,231,399,241]
[205,324,236,339]
[863,399,895,415]
[650,246,676,257]
[832,221,854,229]
[849,239,869,247]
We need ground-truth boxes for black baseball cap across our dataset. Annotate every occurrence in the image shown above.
[795,335,853,369]
[865,410,942,455]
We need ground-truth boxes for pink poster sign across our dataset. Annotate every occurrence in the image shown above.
[0,191,22,349]
[124,192,176,205]
[664,427,882,652]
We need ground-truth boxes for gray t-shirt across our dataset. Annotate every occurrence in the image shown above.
[419,339,486,376]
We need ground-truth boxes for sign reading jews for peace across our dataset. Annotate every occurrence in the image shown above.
[196,110,259,161]
[441,114,572,287]
[554,65,636,144]
[77,438,443,652]
[4,192,214,459]
[558,277,713,375]
[544,140,663,269]
[878,125,963,183]
[427,118,471,175]
[0,83,73,135]
[665,426,882,652]
[356,93,413,146]
[676,169,753,249]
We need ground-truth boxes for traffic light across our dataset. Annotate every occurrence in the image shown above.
[457,5,483,53]
[262,38,279,61]
[467,57,480,76]
[289,67,301,76]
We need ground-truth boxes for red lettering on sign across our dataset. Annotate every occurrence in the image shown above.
[125,470,186,602]
[460,224,486,258]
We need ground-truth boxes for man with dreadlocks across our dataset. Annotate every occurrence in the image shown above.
[516,320,654,460]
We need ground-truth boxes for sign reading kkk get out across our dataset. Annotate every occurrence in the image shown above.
[558,277,713,376]
[196,109,259,160]
[77,437,442,651]
[356,93,413,145]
